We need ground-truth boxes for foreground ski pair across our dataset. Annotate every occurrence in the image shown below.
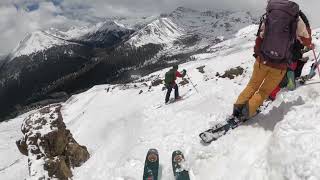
[143,149,190,180]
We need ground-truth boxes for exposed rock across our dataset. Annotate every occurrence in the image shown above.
[216,66,244,79]
[44,156,72,180]
[16,104,90,180]
[151,79,163,86]
[179,78,190,86]
[139,90,143,94]
[196,65,206,74]
[65,142,90,167]
[16,138,28,156]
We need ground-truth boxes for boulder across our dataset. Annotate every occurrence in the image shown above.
[16,104,90,180]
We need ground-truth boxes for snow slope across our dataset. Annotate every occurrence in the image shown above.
[1,26,320,180]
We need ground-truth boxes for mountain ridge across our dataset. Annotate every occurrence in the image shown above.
[0,7,259,121]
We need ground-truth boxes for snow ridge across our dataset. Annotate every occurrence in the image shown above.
[127,17,184,47]
[10,20,132,59]
[10,31,70,59]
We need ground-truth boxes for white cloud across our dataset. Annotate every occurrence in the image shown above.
[0,1,88,55]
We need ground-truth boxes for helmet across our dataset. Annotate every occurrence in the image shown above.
[173,65,178,70]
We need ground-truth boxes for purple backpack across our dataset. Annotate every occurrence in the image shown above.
[260,0,300,64]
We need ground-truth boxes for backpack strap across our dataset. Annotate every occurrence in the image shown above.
[256,13,267,37]
[299,10,310,28]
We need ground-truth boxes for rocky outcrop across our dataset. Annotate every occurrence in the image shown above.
[216,66,245,79]
[16,104,90,180]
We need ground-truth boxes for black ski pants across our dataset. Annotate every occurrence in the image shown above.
[295,60,306,78]
[165,84,179,103]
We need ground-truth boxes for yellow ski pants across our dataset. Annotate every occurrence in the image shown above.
[235,60,286,117]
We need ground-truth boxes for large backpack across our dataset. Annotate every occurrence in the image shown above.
[259,0,300,64]
[164,69,175,85]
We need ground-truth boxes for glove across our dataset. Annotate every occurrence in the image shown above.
[309,43,315,50]
[302,46,311,54]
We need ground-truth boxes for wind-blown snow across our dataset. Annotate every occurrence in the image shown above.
[1,26,320,180]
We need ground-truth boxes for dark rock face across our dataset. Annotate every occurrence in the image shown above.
[16,104,90,180]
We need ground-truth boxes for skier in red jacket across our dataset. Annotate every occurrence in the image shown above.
[164,65,186,103]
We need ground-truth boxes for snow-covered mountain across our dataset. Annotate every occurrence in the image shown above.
[2,25,320,179]
[9,20,134,59]
[0,20,136,120]
[9,7,258,60]
[74,21,134,48]
[127,17,184,47]
[169,7,259,40]
[10,31,72,59]
[0,7,259,121]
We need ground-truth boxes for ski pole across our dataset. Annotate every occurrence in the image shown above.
[311,48,320,78]
[186,74,199,93]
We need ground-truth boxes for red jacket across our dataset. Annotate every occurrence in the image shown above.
[172,71,183,85]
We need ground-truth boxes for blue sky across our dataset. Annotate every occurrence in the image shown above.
[0,0,319,56]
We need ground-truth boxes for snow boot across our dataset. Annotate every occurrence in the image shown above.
[232,103,249,122]
[286,70,296,91]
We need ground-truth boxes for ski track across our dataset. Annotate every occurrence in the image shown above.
[1,26,320,180]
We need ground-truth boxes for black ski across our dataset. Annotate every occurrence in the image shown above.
[143,149,159,180]
[172,150,190,180]
[199,99,275,144]
[297,59,319,84]
[199,116,242,144]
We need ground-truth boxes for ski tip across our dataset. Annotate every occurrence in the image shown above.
[172,150,184,158]
[172,150,185,163]
[146,149,159,163]
[147,148,158,153]
[172,150,183,154]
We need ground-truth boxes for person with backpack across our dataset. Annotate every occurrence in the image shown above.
[164,65,186,103]
[269,10,312,100]
[232,0,313,121]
